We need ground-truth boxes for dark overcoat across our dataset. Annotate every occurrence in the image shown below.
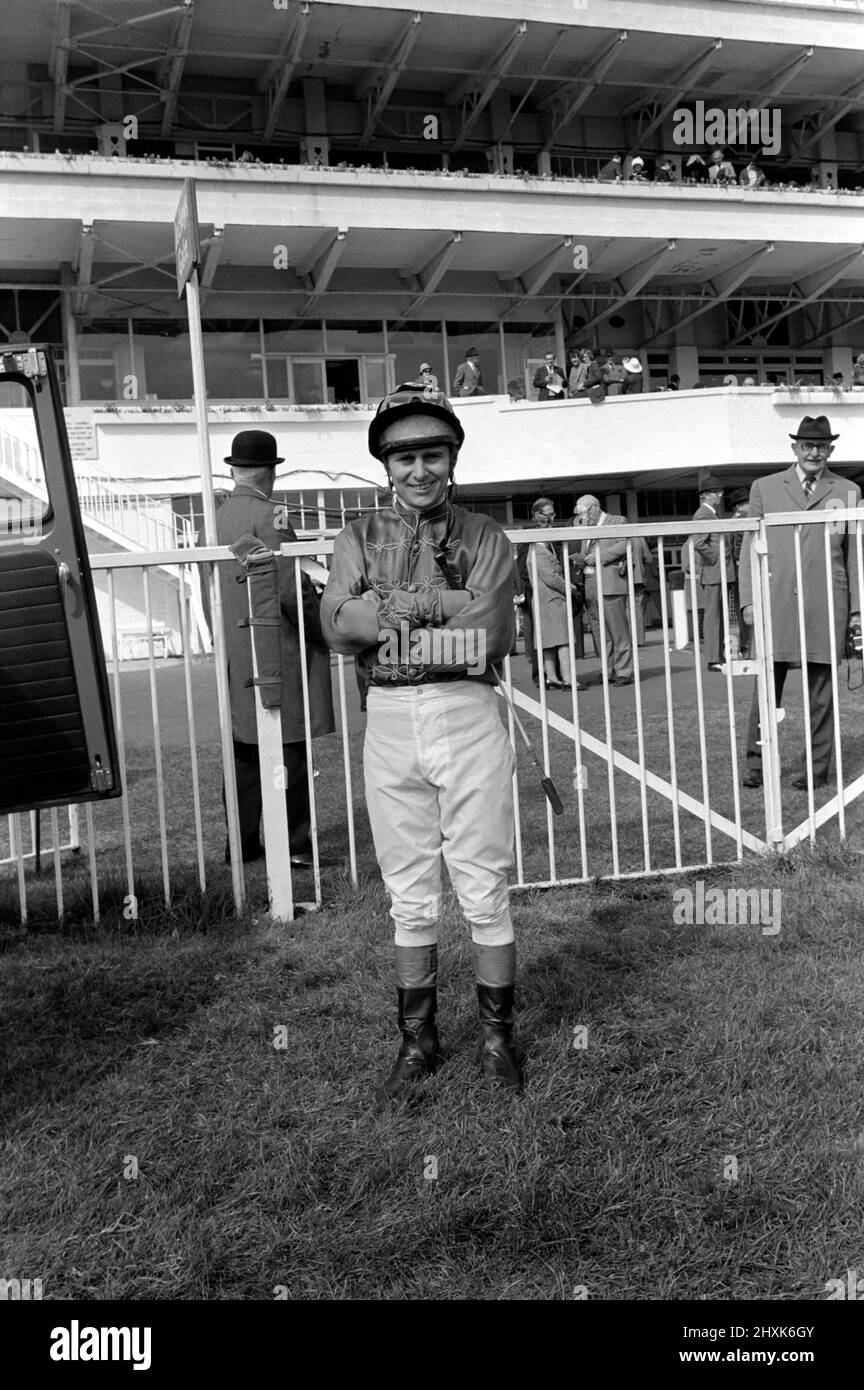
[216,485,335,744]
[739,465,862,665]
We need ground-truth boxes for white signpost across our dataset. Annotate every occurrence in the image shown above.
[175,180,245,907]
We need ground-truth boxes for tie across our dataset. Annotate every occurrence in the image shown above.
[803,475,816,498]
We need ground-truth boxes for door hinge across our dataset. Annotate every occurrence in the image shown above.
[0,348,48,379]
[90,755,114,792]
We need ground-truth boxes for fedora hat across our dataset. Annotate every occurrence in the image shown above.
[789,415,839,442]
[464,346,479,357]
[728,487,750,507]
[699,475,725,492]
[224,429,284,466]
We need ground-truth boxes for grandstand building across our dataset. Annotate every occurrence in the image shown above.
[1,0,864,570]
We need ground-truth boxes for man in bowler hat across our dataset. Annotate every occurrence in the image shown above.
[739,416,861,790]
[217,430,334,863]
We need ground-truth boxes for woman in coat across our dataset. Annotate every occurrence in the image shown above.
[531,534,577,688]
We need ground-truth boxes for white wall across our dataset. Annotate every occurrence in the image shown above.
[49,389,864,497]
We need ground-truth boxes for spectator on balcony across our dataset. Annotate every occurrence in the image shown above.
[533,352,567,400]
[571,348,605,401]
[568,348,588,396]
[603,351,627,396]
[852,353,864,389]
[656,159,678,183]
[831,371,846,391]
[629,153,647,181]
[453,347,484,397]
[665,373,681,391]
[684,153,708,183]
[598,154,623,182]
[740,157,766,188]
[708,149,737,186]
[418,362,439,393]
[621,355,644,394]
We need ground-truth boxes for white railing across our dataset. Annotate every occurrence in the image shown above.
[3,515,864,928]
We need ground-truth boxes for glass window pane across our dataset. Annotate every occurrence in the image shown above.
[385,323,445,390]
[140,332,193,398]
[292,361,325,404]
[203,331,262,398]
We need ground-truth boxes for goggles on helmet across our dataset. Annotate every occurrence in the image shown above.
[368,381,465,462]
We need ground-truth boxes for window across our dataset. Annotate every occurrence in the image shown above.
[0,377,50,530]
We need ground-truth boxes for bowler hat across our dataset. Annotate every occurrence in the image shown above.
[699,476,725,493]
[729,487,749,506]
[789,415,839,442]
[223,429,284,465]
[465,347,479,357]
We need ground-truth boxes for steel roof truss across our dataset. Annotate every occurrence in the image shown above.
[541,31,629,153]
[159,0,196,139]
[729,245,864,345]
[449,22,528,154]
[358,12,422,144]
[645,242,775,345]
[626,39,723,155]
[261,2,312,143]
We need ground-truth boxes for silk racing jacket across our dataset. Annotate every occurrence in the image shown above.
[321,497,515,703]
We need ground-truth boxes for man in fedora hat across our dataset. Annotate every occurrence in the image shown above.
[217,430,334,863]
[739,416,861,790]
[452,347,484,398]
[684,477,734,671]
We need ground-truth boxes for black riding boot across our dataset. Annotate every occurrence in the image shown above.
[379,987,439,1101]
[477,984,521,1089]
[378,944,439,1102]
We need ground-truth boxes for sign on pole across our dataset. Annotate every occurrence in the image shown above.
[174,178,201,298]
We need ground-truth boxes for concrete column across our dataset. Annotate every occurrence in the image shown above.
[60,266,81,405]
[554,309,566,374]
[671,344,700,389]
[302,78,329,165]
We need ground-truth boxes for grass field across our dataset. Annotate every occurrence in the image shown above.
[3,644,864,1300]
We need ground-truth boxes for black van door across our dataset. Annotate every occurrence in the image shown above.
[0,345,120,814]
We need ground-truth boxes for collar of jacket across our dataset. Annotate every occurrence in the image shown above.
[231,482,273,503]
[392,495,450,528]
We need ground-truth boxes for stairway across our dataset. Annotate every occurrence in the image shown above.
[0,413,211,654]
